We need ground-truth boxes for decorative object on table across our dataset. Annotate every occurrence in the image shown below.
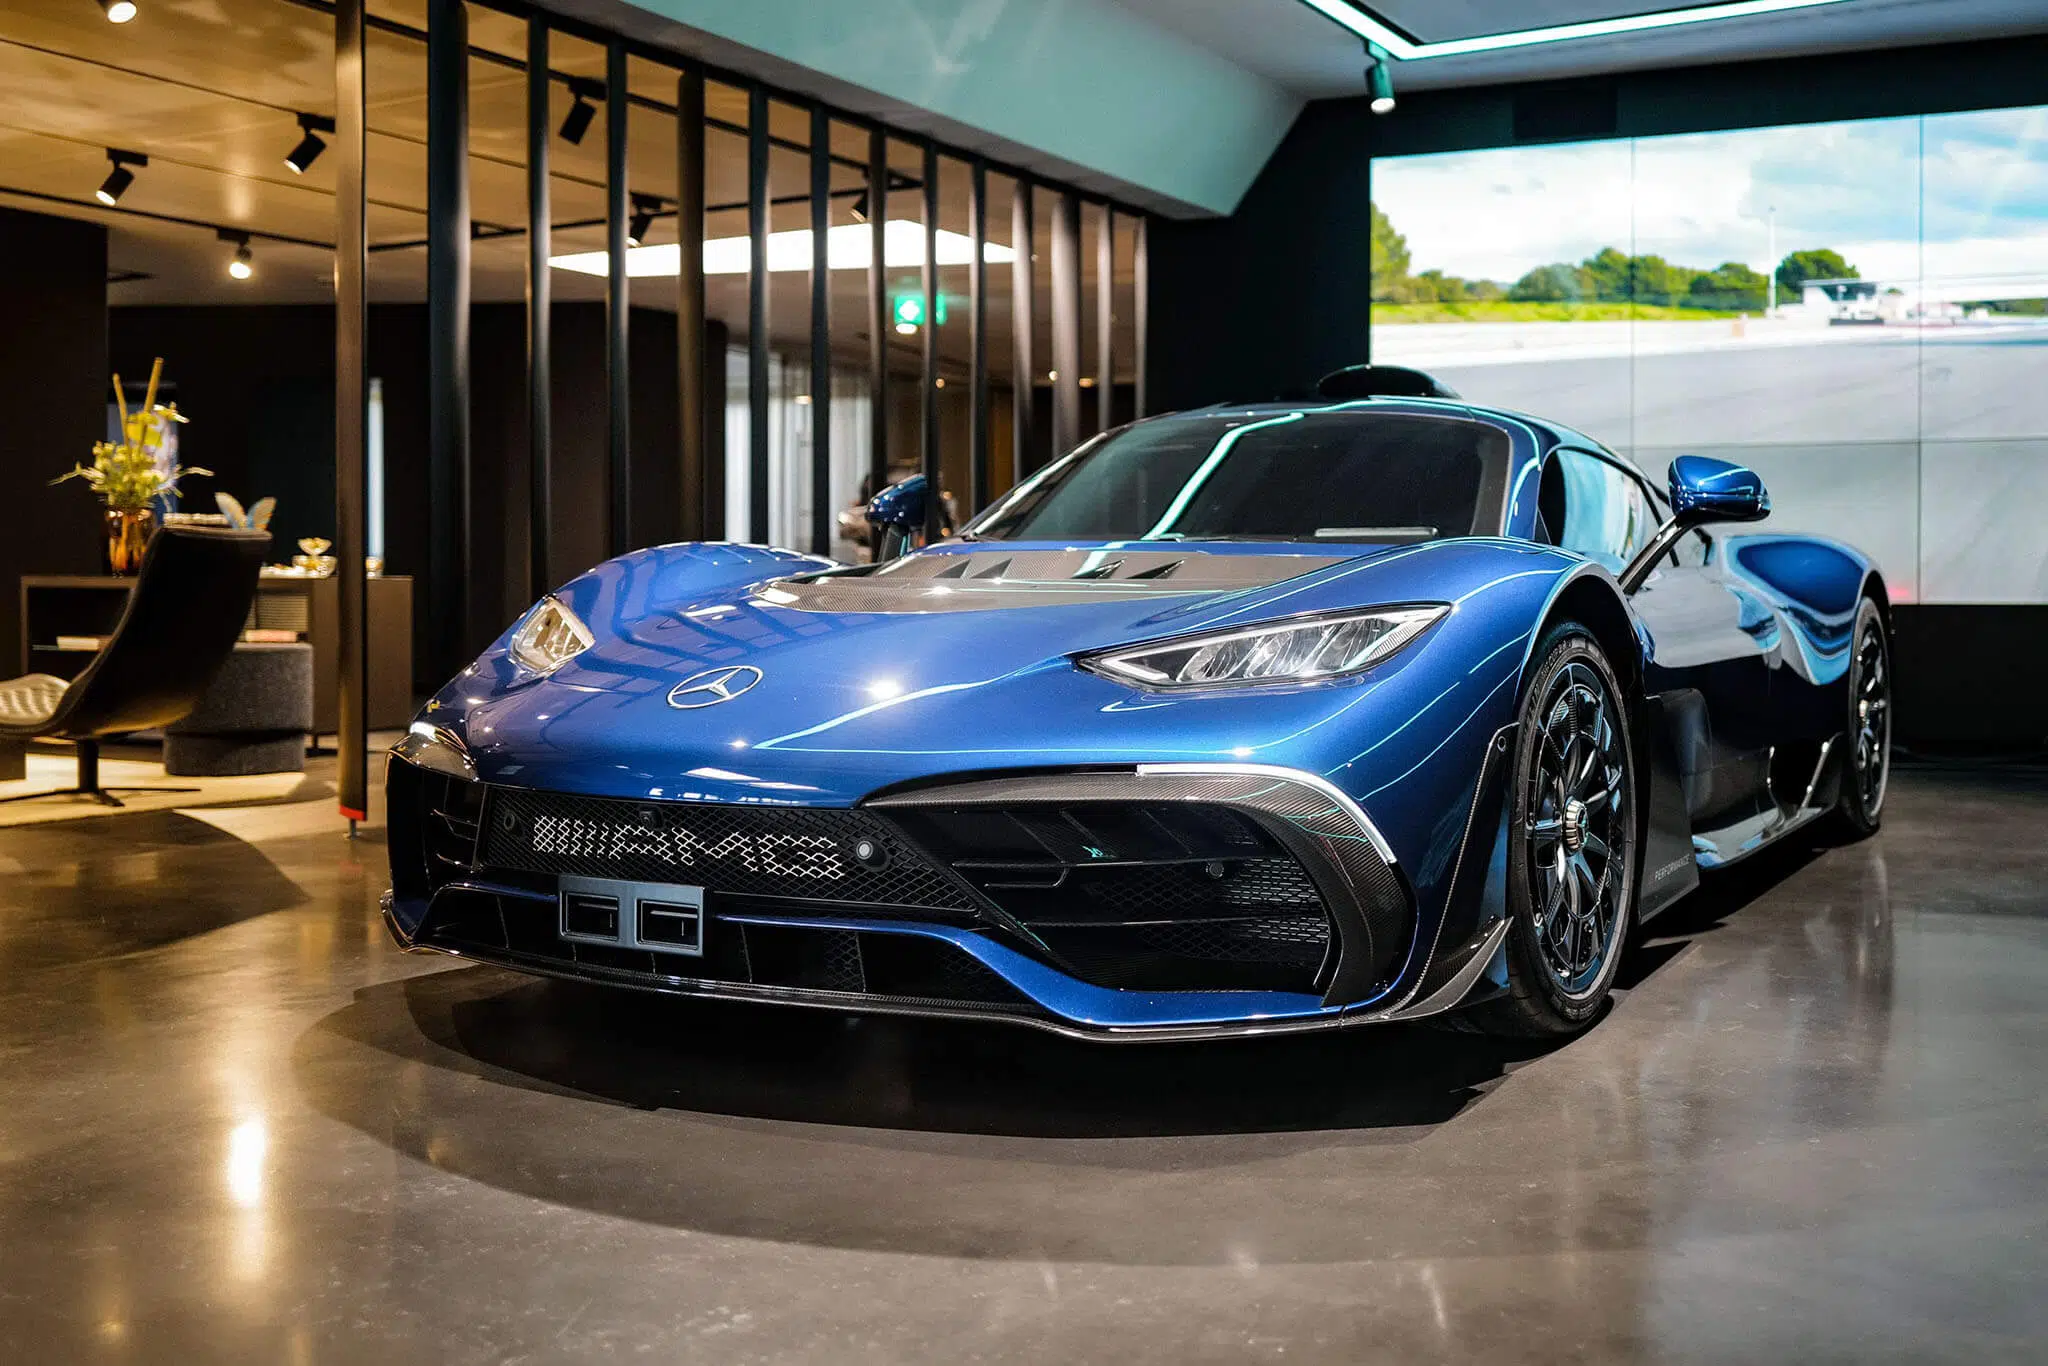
[292,536,337,576]
[52,358,209,575]
[215,492,276,532]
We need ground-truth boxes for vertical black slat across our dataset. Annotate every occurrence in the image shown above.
[808,106,832,557]
[605,40,630,557]
[1050,190,1082,458]
[1133,213,1149,419]
[747,88,771,544]
[1010,180,1034,482]
[427,0,470,671]
[525,18,551,598]
[968,157,988,513]
[334,0,367,824]
[866,128,888,503]
[1096,204,1114,435]
[920,142,940,542]
[677,70,708,540]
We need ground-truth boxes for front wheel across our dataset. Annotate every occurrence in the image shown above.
[1469,623,1638,1038]
[1832,597,1891,838]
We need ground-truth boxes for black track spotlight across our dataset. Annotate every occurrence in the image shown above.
[218,229,254,281]
[848,188,871,224]
[99,0,139,21]
[284,113,334,175]
[1366,43,1395,115]
[627,194,658,248]
[559,80,600,145]
[96,148,146,206]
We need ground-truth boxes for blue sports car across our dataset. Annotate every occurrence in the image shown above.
[383,366,1892,1040]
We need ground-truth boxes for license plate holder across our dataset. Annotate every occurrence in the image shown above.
[558,874,706,957]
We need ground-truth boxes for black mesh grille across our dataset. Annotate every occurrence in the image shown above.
[889,799,1338,994]
[1071,858,1324,920]
[478,788,975,910]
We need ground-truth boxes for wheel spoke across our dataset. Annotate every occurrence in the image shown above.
[1582,832,1610,862]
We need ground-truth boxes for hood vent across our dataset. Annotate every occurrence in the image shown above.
[758,548,1353,614]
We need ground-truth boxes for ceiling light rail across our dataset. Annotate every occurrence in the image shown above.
[1297,0,1856,61]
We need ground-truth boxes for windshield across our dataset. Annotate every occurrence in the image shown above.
[968,410,1507,543]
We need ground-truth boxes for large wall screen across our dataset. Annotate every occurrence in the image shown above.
[1368,105,2048,604]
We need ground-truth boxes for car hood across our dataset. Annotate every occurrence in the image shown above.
[439,538,1559,804]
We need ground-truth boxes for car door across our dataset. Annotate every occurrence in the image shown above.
[1546,448,1779,832]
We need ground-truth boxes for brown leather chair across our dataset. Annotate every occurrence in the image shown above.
[0,525,270,805]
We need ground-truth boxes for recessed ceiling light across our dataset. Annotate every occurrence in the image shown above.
[99,0,138,22]
[1298,0,1854,61]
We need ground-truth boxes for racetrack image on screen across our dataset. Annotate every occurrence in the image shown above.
[1369,105,2048,605]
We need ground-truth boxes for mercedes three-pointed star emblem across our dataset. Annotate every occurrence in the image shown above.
[666,664,763,709]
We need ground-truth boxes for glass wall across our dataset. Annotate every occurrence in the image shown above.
[1369,105,2048,604]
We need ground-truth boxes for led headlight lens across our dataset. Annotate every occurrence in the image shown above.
[1084,605,1448,689]
[509,596,594,674]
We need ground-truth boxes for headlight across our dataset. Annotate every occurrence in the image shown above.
[1082,605,1448,689]
[509,596,594,674]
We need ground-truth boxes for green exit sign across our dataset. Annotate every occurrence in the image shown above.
[891,292,947,329]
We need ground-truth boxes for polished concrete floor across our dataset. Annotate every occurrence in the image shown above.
[1,759,2045,1364]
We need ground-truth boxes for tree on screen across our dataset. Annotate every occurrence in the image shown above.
[1776,249,1859,297]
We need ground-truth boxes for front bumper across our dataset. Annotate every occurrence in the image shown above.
[383,754,1504,1041]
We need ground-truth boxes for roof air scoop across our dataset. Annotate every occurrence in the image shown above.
[1316,365,1460,401]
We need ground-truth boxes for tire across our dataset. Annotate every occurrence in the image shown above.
[1832,597,1891,839]
[1468,622,1639,1038]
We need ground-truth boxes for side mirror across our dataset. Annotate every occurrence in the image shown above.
[1619,456,1770,593]
[1669,455,1769,525]
[865,474,928,561]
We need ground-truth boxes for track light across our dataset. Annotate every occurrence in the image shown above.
[627,194,657,248]
[849,188,871,224]
[99,0,138,21]
[219,229,253,280]
[1366,44,1395,114]
[96,148,146,205]
[284,113,334,175]
[559,80,600,145]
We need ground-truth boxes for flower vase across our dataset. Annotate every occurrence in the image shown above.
[105,507,155,575]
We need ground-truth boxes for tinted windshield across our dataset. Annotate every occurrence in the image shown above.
[969,411,1506,543]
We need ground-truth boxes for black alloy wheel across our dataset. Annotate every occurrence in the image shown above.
[1471,622,1638,1037]
[1835,597,1891,837]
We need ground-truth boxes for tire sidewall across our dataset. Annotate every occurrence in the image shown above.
[1504,623,1639,1028]
[1839,598,1890,835]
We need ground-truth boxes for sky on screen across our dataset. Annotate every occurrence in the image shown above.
[1372,104,2048,287]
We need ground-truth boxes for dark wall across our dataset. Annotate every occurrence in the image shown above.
[0,209,106,668]
[1144,33,2048,748]
[111,301,688,692]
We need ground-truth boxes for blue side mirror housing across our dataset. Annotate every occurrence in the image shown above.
[865,473,928,531]
[1669,455,1770,525]
[865,474,928,559]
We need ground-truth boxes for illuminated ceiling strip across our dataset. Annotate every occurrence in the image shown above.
[549,220,1014,278]
[1295,0,1855,60]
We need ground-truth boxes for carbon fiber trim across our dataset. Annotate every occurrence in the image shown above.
[870,767,1413,1003]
